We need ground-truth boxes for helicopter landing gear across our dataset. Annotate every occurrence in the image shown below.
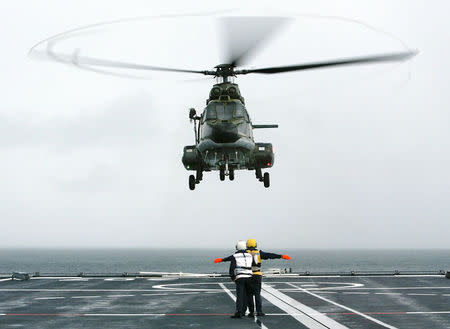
[219,168,225,181]
[255,167,262,180]
[263,172,270,188]
[189,175,196,190]
[229,169,235,181]
[255,168,270,188]
[196,169,203,183]
[189,170,203,190]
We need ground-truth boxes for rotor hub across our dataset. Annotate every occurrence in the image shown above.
[213,64,236,79]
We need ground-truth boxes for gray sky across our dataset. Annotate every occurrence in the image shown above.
[0,0,449,248]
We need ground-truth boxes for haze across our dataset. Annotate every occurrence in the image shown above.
[0,0,449,248]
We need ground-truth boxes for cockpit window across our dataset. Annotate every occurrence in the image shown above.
[204,102,248,121]
[205,106,217,120]
[216,103,234,120]
[234,104,245,119]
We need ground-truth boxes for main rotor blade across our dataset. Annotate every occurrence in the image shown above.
[239,51,418,74]
[72,55,210,74]
[220,16,290,67]
[42,47,213,75]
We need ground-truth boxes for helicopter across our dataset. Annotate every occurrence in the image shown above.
[31,16,417,190]
[179,51,416,190]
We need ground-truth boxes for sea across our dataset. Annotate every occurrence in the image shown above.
[1,249,449,275]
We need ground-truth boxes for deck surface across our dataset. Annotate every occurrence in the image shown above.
[1,275,450,328]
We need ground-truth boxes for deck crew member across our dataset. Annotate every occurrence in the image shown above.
[214,240,253,318]
[246,238,291,317]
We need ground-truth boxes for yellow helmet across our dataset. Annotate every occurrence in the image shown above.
[246,239,257,248]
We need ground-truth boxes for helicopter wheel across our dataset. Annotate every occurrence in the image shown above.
[189,175,196,190]
[219,169,225,181]
[229,170,235,181]
[263,172,270,188]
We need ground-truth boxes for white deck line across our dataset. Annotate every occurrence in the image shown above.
[287,283,398,329]
[0,278,11,282]
[315,291,337,294]
[218,283,270,329]
[262,283,348,329]
[218,283,236,302]
[0,289,158,292]
[406,311,450,314]
[71,296,101,299]
[106,294,135,297]
[346,286,450,290]
[34,297,65,300]
[342,292,370,295]
[86,313,164,317]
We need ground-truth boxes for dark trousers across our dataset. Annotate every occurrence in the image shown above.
[247,275,262,313]
[235,277,251,315]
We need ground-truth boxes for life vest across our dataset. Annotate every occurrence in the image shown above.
[233,251,253,280]
[247,249,263,276]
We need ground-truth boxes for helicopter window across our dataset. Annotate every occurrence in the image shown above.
[216,103,234,120]
[205,107,217,120]
[234,105,245,119]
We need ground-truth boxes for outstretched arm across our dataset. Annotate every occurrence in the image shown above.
[260,251,291,260]
[213,255,233,263]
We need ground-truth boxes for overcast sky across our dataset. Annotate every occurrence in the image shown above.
[0,0,449,248]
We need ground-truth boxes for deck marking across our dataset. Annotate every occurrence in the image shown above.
[349,286,450,290]
[87,313,162,317]
[141,293,169,296]
[34,297,65,300]
[406,311,450,314]
[262,283,348,329]
[4,311,450,317]
[287,283,398,329]
[407,293,436,296]
[0,278,11,282]
[375,293,403,295]
[218,283,270,329]
[153,281,362,292]
[218,283,236,301]
[315,291,337,294]
[107,294,135,297]
[342,292,369,295]
[0,289,160,292]
[72,296,101,299]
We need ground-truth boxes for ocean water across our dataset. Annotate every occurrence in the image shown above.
[0,249,449,274]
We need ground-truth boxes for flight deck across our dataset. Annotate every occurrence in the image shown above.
[1,273,450,328]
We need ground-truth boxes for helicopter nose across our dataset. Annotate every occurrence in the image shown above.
[210,123,239,143]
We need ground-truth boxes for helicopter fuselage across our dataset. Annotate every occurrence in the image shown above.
[182,82,276,188]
